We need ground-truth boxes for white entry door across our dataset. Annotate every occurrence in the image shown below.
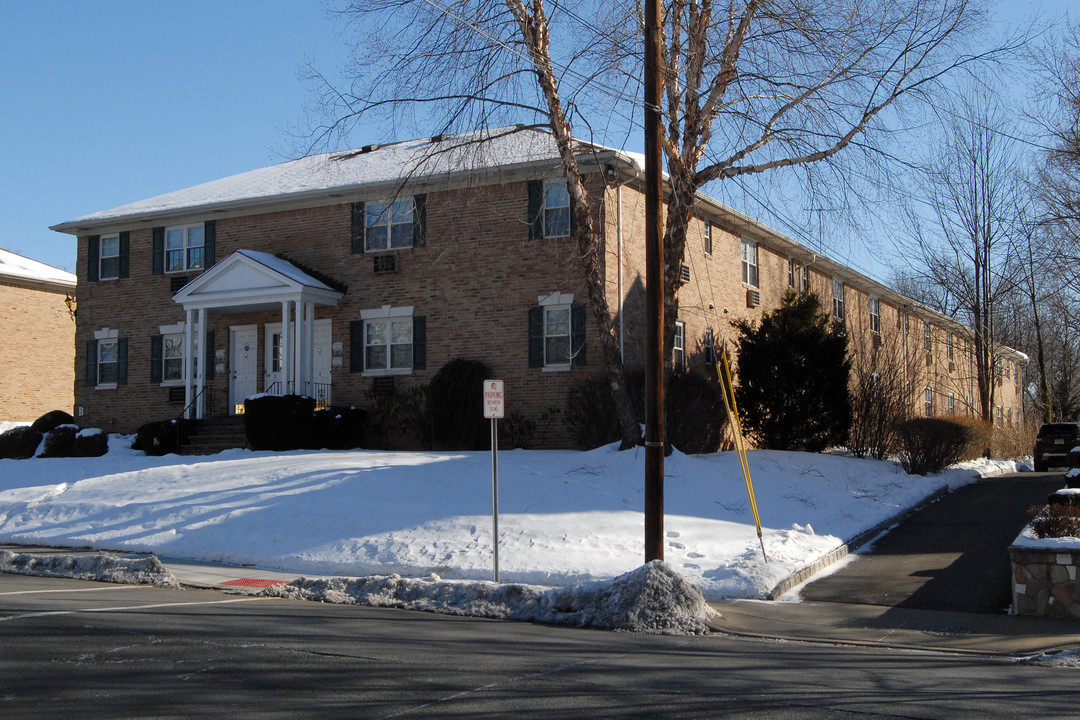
[229,325,259,415]
[264,319,332,399]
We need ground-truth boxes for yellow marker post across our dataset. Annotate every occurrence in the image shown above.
[715,344,767,563]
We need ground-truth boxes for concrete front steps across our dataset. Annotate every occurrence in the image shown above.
[179,417,248,455]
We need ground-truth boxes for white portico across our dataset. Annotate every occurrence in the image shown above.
[172,249,344,417]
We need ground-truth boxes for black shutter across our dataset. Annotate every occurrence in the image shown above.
[85,340,97,386]
[412,194,427,248]
[118,232,130,279]
[203,220,216,267]
[412,315,426,370]
[152,227,165,274]
[204,330,215,380]
[571,303,586,366]
[349,320,364,372]
[150,336,162,384]
[117,338,128,384]
[527,180,543,240]
[350,202,366,254]
[87,235,100,282]
[528,306,544,368]
[568,187,578,237]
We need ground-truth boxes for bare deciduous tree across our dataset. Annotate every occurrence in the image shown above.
[901,87,1024,422]
[310,0,1008,442]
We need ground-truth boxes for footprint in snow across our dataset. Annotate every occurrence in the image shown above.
[666,530,680,538]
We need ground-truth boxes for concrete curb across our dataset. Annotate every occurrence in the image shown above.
[766,486,950,600]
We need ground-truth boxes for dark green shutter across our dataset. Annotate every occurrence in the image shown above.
[85,340,97,386]
[87,236,100,282]
[150,336,163,384]
[571,303,586,366]
[203,220,216,267]
[412,315,426,370]
[528,306,544,368]
[413,194,427,248]
[204,331,215,380]
[117,338,128,384]
[349,320,364,372]
[350,202,365,254]
[118,232,130,278]
[527,180,543,240]
[152,227,164,274]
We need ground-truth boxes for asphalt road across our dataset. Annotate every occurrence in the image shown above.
[3,572,1080,718]
[800,472,1068,613]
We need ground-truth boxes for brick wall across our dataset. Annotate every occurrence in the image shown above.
[0,281,74,421]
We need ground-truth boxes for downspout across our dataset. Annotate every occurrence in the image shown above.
[618,184,624,361]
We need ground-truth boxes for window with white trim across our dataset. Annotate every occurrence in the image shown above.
[98,339,119,385]
[924,387,933,418]
[704,222,713,255]
[543,180,571,238]
[165,224,205,272]
[99,234,120,280]
[947,331,954,361]
[704,328,715,365]
[800,265,809,294]
[869,297,880,334]
[162,335,185,382]
[543,305,572,367]
[923,321,932,353]
[832,279,845,319]
[948,392,955,414]
[741,238,758,287]
[673,321,685,369]
[366,199,414,251]
[365,317,413,372]
[788,259,796,288]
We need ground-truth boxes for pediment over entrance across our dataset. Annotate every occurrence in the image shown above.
[172,249,342,312]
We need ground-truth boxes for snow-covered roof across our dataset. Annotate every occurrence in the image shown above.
[52,127,640,234]
[0,248,76,291]
[235,249,334,291]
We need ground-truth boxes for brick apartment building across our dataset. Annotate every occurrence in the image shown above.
[0,249,76,422]
[50,128,1026,445]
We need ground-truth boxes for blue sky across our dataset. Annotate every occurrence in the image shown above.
[2,0,1072,278]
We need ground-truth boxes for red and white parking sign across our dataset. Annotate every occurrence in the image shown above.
[483,379,505,419]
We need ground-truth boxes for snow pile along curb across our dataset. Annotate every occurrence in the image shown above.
[0,550,178,587]
[264,560,716,634]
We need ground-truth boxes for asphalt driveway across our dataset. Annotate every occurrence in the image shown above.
[799,472,1069,614]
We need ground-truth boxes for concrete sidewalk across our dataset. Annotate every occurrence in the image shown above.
[708,598,1080,657]
[7,545,1080,657]
[163,554,1080,657]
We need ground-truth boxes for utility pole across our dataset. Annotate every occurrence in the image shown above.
[643,0,665,563]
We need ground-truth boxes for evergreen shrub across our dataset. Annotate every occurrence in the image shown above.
[244,394,316,451]
[428,359,492,450]
[30,410,75,434]
[40,425,78,457]
[132,419,191,456]
[0,426,43,459]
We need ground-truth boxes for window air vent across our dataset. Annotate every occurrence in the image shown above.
[680,264,691,284]
[949,361,956,372]
[170,276,189,292]
[926,353,934,367]
[373,254,398,274]
[168,387,186,403]
[371,376,396,395]
[746,289,761,308]
[872,334,882,349]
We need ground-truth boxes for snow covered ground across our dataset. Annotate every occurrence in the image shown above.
[0,435,1022,603]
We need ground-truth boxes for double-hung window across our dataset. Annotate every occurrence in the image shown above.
[366,200,415,251]
[98,339,119,385]
[741,238,758,287]
[704,222,713,255]
[99,234,120,280]
[673,322,685,370]
[924,387,933,418]
[947,331,954,361]
[869,297,880,334]
[365,317,414,372]
[543,306,572,367]
[832,279,845,320]
[543,180,571,238]
[165,224,205,272]
[923,321,932,353]
[162,335,185,382]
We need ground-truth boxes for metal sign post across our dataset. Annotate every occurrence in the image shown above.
[483,379,505,582]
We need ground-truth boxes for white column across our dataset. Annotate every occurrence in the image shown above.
[281,300,292,394]
[303,301,315,396]
[196,308,207,418]
[293,299,306,396]
[184,308,195,418]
